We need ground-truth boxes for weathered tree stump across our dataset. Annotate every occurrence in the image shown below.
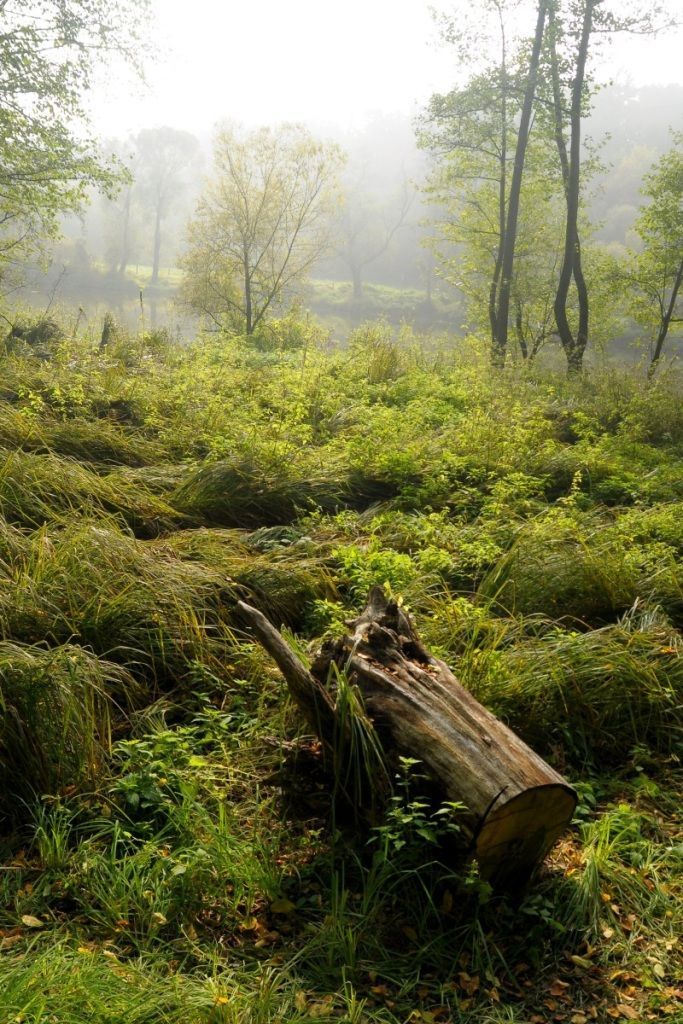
[237,587,577,885]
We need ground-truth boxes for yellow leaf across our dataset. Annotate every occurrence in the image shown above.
[402,925,418,942]
[20,915,44,929]
[309,999,334,1018]
[151,912,167,925]
[615,1006,640,1021]
[270,898,296,915]
[294,991,308,1012]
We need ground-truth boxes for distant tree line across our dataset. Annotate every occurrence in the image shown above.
[0,0,680,372]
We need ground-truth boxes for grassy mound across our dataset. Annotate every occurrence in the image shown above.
[475,610,683,761]
[0,643,134,810]
[2,521,237,687]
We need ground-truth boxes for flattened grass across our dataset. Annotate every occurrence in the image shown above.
[1,520,236,687]
[0,403,161,467]
[0,449,183,537]
[473,610,683,761]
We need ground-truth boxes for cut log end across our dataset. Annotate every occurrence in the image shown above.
[475,784,577,885]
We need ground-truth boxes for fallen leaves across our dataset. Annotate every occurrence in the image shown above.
[20,915,43,929]
[549,979,571,998]
[607,1005,641,1020]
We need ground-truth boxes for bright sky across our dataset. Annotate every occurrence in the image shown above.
[91,0,683,138]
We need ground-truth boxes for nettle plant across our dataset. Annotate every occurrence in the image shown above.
[369,757,465,867]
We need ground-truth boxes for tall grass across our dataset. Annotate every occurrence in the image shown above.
[0,643,132,808]
[0,449,181,536]
[0,321,681,1024]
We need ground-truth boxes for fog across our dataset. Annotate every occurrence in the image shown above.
[90,0,683,136]
[17,0,683,342]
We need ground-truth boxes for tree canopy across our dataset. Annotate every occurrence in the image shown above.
[0,0,149,285]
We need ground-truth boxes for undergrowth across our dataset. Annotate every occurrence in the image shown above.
[0,319,681,1023]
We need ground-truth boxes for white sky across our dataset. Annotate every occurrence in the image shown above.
[91,0,683,138]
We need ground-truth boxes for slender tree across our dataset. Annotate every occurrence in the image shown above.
[547,0,671,374]
[335,178,413,300]
[419,2,514,349]
[628,135,683,375]
[493,0,548,366]
[182,125,342,336]
[136,128,201,285]
[422,0,553,366]
[551,0,594,373]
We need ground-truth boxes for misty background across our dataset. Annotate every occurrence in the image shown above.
[13,0,683,346]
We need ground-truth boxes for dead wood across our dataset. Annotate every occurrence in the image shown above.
[237,588,577,885]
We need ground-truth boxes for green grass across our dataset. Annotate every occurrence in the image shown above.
[0,314,681,1023]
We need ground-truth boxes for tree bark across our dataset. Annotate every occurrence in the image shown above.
[238,588,576,886]
[649,257,683,376]
[244,256,253,335]
[494,0,548,369]
[548,18,591,374]
[553,0,594,376]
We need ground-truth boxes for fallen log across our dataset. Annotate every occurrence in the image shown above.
[237,587,577,885]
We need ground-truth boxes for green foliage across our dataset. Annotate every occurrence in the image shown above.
[0,0,149,284]
[0,320,681,1023]
[181,124,343,334]
[628,132,683,364]
[370,757,464,863]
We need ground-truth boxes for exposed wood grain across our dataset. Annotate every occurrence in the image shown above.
[241,587,577,885]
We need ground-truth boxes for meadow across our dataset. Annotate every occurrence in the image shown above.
[0,316,681,1024]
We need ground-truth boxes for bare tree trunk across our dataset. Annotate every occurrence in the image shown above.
[494,0,548,369]
[649,258,683,377]
[238,589,576,886]
[515,303,529,360]
[244,252,253,335]
[553,0,594,376]
[118,187,132,277]
[489,44,508,357]
[352,265,363,301]
[151,203,162,285]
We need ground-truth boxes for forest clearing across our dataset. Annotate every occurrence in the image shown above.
[0,0,682,1021]
[0,325,681,1023]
